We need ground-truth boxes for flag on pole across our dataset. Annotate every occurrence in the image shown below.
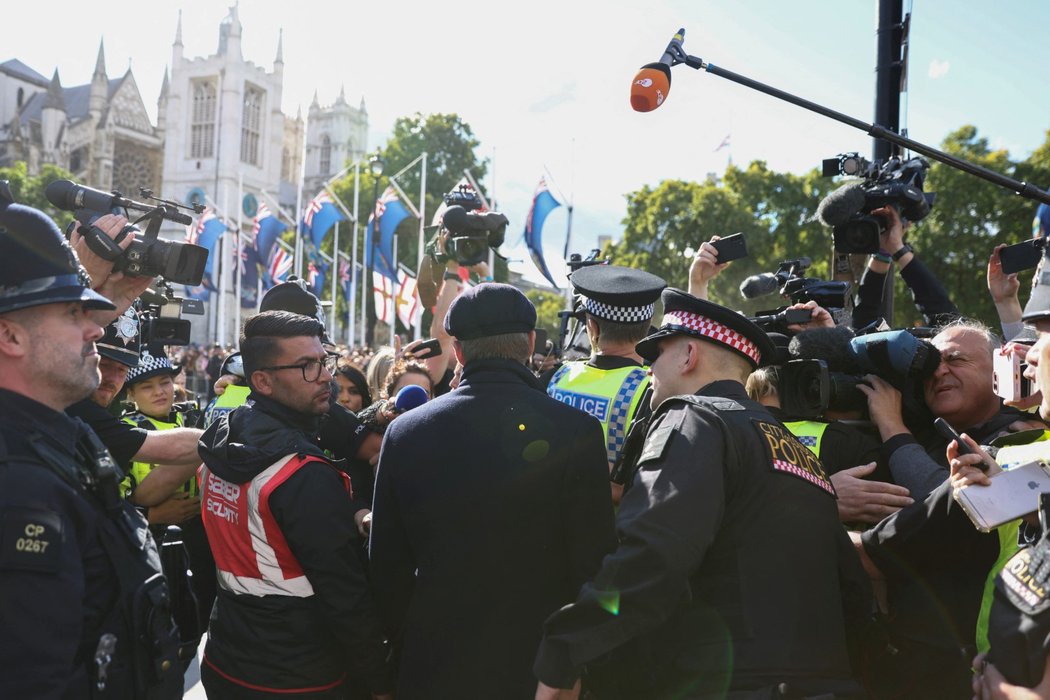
[524,177,561,289]
[267,247,293,286]
[366,187,411,281]
[183,207,227,299]
[395,264,422,329]
[307,261,328,298]
[373,270,395,325]
[339,258,353,304]
[239,242,261,308]
[253,203,288,264]
[301,190,346,249]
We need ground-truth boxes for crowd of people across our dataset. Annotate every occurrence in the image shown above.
[6,175,1050,700]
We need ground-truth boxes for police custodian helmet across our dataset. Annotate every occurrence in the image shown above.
[0,182,114,314]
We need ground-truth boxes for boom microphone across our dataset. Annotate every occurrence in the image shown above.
[739,273,780,299]
[630,28,685,112]
[815,183,866,227]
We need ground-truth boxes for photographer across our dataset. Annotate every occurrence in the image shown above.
[852,205,960,329]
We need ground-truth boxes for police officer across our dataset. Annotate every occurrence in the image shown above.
[0,196,181,698]
[547,265,665,485]
[534,289,871,700]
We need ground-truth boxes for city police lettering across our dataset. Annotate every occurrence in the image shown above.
[753,419,836,496]
[16,523,49,553]
[205,471,240,524]
[550,388,610,422]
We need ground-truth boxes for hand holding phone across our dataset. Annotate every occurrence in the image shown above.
[935,417,975,457]
[711,232,749,264]
[404,338,443,359]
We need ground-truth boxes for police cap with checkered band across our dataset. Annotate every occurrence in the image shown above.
[570,265,666,324]
[0,182,114,315]
[635,288,776,369]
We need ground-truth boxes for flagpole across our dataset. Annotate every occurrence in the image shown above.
[235,174,243,340]
[414,152,427,339]
[350,160,359,349]
[295,113,308,280]
[330,221,339,334]
[218,184,229,347]
[390,238,397,342]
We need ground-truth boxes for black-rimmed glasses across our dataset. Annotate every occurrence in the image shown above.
[258,355,338,382]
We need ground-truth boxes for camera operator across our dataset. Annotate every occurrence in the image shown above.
[0,197,182,697]
[747,323,911,526]
[852,205,960,329]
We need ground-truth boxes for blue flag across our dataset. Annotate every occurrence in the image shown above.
[524,178,561,289]
[307,261,328,298]
[366,187,411,281]
[240,242,261,308]
[183,207,227,300]
[301,190,346,249]
[253,203,288,264]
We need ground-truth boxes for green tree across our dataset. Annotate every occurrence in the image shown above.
[0,161,76,229]
[606,162,834,316]
[526,289,566,342]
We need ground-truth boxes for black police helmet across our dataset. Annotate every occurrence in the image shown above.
[0,184,114,314]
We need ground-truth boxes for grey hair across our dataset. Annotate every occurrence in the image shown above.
[459,332,531,364]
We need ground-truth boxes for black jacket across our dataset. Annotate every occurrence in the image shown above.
[535,381,870,699]
[369,359,616,699]
[199,393,393,694]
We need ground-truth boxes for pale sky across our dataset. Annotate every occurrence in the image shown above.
[9,0,1050,286]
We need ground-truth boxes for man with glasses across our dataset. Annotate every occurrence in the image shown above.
[198,310,394,699]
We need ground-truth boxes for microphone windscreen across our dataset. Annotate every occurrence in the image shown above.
[394,384,429,413]
[630,63,671,112]
[441,205,468,231]
[816,183,866,227]
[789,326,861,374]
[739,273,779,299]
[44,179,76,210]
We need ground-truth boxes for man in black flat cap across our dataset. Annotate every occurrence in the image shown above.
[369,283,616,699]
[547,265,665,493]
[534,289,872,700]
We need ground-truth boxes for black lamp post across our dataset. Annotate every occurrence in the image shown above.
[365,151,384,346]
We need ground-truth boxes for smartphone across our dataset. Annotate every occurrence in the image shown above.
[999,238,1045,275]
[934,417,975,457]
[993,347,1034,403]
[712,232,749,264]
[953,459,1050,532]
[406,338,442,359]
[782,308,813,325]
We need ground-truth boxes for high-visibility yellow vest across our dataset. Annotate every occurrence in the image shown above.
[203,384,251,429]
[547,362,650,465]
[121,411,198,498]
[975,430,1050,653]
[783,420,830,459]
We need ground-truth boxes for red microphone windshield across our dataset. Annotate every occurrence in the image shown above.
[630,63,671,112]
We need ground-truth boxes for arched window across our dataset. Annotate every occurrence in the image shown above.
[190,80,216,158]
[16,87,24,108]
[240,85,264,166]
[319,134,331,175]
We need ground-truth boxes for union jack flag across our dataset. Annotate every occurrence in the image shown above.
[252,203,272,240]
[339,259,352,301]
[304,191,332,229]
[373,186,399,220]
[186,207,216,245]
[268,248,293,285]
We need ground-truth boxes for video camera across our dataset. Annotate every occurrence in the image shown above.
[779,329,941,418]
[817,153,936,254]
[556,250,608,359]
[740,257,852,326]
[46,179,208,286]
[437,184,508,266]
[138,280,205,347]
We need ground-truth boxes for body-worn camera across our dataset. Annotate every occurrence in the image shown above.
[818,154,936,254]
[46,179,208,286]
[436,185,508,266]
